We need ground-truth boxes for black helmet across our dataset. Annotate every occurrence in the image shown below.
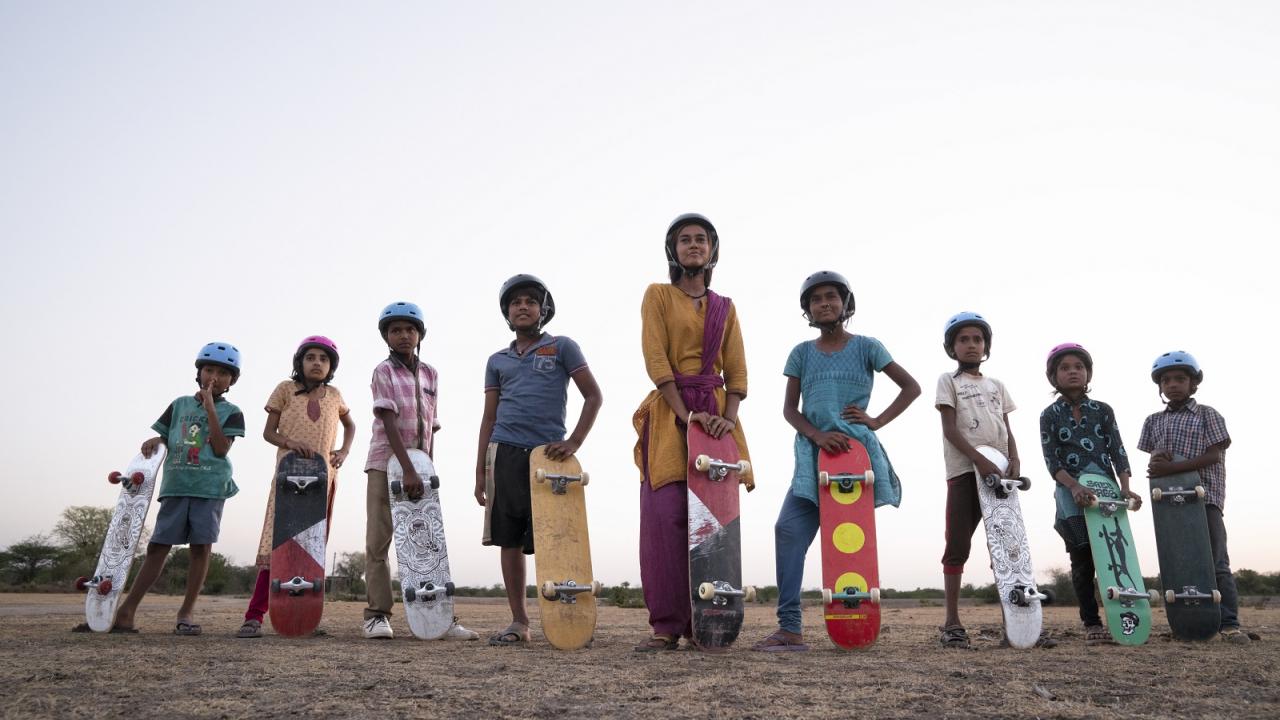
[943,312,992,360]
[499,274,555,330]
[799,271,855,324]
[664,213,719,275]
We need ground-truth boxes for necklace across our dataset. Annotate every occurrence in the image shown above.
[675,285,707,299]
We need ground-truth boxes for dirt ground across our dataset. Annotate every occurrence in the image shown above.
[1,594,1275,719]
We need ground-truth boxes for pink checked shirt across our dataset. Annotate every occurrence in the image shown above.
[363,356,438,472]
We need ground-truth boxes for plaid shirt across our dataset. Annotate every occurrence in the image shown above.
[1138,399,1230,509]
[363,355,438,472]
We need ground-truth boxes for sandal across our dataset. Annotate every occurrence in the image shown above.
[174,621,203,636]
[487,622,530,646]
[1220,628,1252,645]
[633,634,679,652]
[752,630,809,652]
[236,620,263,639]
[940,625,970,649]
[1085,624,1113,645]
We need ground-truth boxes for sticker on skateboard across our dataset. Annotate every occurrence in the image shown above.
[388,449,455,640]
[817,442,880,649]
[1080,472,1157,645]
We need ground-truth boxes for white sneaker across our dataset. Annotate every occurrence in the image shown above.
[363,616,393,639]
[441,618,479,641]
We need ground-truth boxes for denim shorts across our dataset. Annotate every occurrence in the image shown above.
[151,497,225,545]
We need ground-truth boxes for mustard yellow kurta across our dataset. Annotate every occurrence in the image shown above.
[632,283,753,490]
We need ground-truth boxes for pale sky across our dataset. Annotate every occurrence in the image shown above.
[2,2,1276,592]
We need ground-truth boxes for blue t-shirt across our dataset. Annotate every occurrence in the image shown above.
[152,394,244,500]
[784,336,901,508]
[484,334,588,449]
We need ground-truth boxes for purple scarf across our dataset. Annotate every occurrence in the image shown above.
[675,290,730,418]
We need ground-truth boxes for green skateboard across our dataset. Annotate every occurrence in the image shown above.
[1079,472,1157,645]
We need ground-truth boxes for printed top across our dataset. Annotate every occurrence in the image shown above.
[152,394,245,500]
[1040,395,1131,520]
[935,372,1016,479]
[1138,399,1231,509]
[484,334,589,449]
[364,356,438,472]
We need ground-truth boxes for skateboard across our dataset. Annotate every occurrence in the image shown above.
[1149,455,1220,641]
[388,449,454,639]
[267,452,328,637]
[972,445,1049,649]
[530,446,601,650]
[817,443,880,649]
[687,423,755,651]
[1080,472,1157,645]
[77,447,167,631]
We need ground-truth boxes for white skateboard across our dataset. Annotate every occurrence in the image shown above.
[387,449,455,639]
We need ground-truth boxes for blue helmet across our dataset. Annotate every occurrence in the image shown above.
[378,301,425,337]
[195,342,241,378]
[1151,350,1202,384]
[943,312,992,359]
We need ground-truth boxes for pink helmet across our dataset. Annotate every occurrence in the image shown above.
[1046,342,1092,382]
[295,335,339,373]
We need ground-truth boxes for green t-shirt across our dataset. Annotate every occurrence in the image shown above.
[152,394,244,500]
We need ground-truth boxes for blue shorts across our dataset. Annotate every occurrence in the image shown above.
[151,497,225,546]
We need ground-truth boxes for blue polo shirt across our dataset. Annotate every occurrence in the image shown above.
[484,334,589,448]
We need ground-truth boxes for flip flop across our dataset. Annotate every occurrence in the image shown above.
[235,620,263,638]
[174,621,203,636]
[487,623,530,646]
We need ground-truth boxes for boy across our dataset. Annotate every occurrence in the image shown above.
[363,302,476,640]
[1139,351,1248,644]
[110,342,245,634]
[475,275,602,645]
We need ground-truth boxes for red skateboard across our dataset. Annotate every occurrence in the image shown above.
[268,452,328,637]
[817,442,880,649]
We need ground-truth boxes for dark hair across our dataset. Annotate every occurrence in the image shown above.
[1047,353,1092,396]
[291,347,336,395]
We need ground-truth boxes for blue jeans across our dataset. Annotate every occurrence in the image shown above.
[774,491,820,634]
[1206,505,1240,629]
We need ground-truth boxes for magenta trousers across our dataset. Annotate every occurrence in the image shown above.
[640,480,691,638]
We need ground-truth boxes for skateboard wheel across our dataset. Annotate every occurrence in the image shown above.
[541,581,558,600]
[1017,476,1031,491]
[271,579,281,593]
[98,578,112,595]
[1212,590,1222,604]
[108,472,122,485]
[1147,589,1159,603]
[1151,487,1163,502]
[314,578,323,594]
[818,471,830,488]
[694,455,711,473]
[75,576,89,592]
[1086,496,1100,508]
[822,588,833,605]
[1127,498,1140,512]
[591,580,603,597]
[697,582,716,601]
[1166,589,1177,604]
[862,468,874,486]
[1105,586,1119,601]
[1195,485,1206,500]
[534,469,547,483]
[445,581,456,597]
[744,586,757,603]
[579,471,590,487]
[1041,588,1056,605]
[130,472,144,486]
[389,480,402,496]
[737,460,751,477]
[404,588,415,603]
[429,475,440,490]
[1009,588,1026,606]
[869,588,881,605]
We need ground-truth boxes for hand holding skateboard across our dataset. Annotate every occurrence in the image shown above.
[691,411,734,439]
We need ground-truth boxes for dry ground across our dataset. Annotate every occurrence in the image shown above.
[1,594,1275,719]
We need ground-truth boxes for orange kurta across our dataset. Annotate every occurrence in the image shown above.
[632,283,753,490]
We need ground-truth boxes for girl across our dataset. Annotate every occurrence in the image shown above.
[1039,343,1141,645]
[753,271,919,651]
[631,213,752,652]
[236,336,355,638]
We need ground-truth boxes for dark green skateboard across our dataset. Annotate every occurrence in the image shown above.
[1149,455,1220,641]
[1080,472,1157,645]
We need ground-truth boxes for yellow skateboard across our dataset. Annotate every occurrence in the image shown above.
[530,446,600,649]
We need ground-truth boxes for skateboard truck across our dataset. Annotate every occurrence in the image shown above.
[822,585,881,608]
[696,580,756,606]
[1150,485,1206,504]
[693,455,751,483]
[108,471,146,493]
[1089,495,1139,518]
[389,475,441,496]
[1105,585,1160,606]
[282,475,320,494]
[982,473,1031,499]
[1007,584,1050,607]
[540,579,603,603]
[818,469,875,493]
[404,580,455,603]
[534,468,590,495]
[74,575,113,596]
[1164,586,1222,605]
[271,576,322,596]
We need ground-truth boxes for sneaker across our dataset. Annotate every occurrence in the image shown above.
[1221,628,1252,645]
[441,618,479,641]
[363,616,393,639]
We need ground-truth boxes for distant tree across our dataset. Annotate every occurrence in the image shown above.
[334,551,367,596]
[0,535,62,584]
[53,506,113,558]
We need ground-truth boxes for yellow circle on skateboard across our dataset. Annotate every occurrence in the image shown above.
[828,478,863,505]
[832,522,865,554]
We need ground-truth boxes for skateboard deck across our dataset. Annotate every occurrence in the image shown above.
[1149,455,1220,641]
[973,446,1047,649]
[817,442,880,649]
[1080,472,1156,645]
[529,446,599,650]
[388,449,454,640]
[687,424,754,651]
[267,452,328,637]
[78,448,167,631]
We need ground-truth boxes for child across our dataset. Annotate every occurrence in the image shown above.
[1039,343,1142,645]
[753,271,919,651]
[933,312,1026,649]
[474,274,602,646]
[236,336,355,638]
[1138,351,1248,644]
[362,302,477,641]
[109,342,245,634]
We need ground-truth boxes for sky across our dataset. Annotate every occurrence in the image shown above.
[2,2,1277,593]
